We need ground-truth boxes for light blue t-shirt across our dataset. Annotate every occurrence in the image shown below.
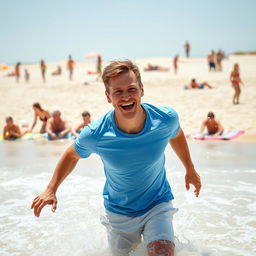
[74,103,180,216]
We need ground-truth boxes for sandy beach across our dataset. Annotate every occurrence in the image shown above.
[1,55,256,141]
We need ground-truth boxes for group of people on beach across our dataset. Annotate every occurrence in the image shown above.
[7,54,102,83]
[3,102,91,140]
[207,49,225,72]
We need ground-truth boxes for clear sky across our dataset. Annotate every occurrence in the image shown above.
[1,0,256,64]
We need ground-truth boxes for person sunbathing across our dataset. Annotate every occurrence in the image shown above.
[72,111,91,138]
[144,64,169,71]
[52,66,62,76]
[46,110,71,140]
[185,79,214,89]
[200,112,224,136]
[3,116,22,140]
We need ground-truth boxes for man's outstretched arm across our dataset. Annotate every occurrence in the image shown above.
[169,128,201,197]
[31,144,80,217]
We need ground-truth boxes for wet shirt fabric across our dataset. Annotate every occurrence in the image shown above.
[74,103,180,216]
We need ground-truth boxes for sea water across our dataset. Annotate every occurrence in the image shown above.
[0,140,255,256]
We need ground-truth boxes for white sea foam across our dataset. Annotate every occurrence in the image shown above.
[0,142,255,255]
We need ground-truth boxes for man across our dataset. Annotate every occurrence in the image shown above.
[184,41,190,58]
[31,60,201,256]
[188,78,213,89]
[45,110,71,140]
[3,116,22,140]
[67,55,75,80]
[200,111,224,136]
[72,111,91,138]
[207,50,216,72]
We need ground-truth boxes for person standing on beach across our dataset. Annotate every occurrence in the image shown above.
[184,41,190,58]
[216,50,223,71]
[173,55,179,74]
[31,60,201,256]
[24,69,30,83]
[230,63,244,105]
[15,62,21,83]
[67,55,75,80]
[40,60,46,82]
[207,51,216,72]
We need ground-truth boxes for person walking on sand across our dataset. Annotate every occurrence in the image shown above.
[40,60,46,82]
[200,112,224,136]
[173,55,179,74]
[72,111,91,138]
[15,62,21,83]
[67,55,75,80]
[216,50,223,71]
[31,60,201,256]
[45,110,71,140]
[30,103,51,133]
[3,116,22,140]
[184,41,190,58]
[230,63,244,105]
[207,50,216,72]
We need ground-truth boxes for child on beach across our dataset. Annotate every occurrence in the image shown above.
[230,63,244,105]
[173,55,179,74]
[200,112,224,136]
[3,117,22,140]
[40,60,46,82]
[72,111,91,138]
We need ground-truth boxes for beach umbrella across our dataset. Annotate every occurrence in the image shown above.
[85,51,102,58]
[0,64,9,70]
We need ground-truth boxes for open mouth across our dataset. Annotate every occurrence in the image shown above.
[120,102,135,111]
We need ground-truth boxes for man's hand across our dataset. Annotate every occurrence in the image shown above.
[31,188,57,217]
[185,168,201,197]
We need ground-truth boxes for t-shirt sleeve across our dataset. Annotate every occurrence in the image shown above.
[160,106,180,138]
[74,126,96,158]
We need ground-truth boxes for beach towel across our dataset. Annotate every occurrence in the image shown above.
[186,130,245,140]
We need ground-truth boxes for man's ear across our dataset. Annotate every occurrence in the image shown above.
[105,90,112,103]
[140,83,144,97]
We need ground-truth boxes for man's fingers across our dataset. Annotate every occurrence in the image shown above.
[185,182,190,190]
[31,197,39,209]
[51,200,57,212]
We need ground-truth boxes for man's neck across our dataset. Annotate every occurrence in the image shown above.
[114,106,146,134]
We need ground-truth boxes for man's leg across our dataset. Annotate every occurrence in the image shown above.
[147,240,174,256]
[143,202,177,256]
[101,212,142,256]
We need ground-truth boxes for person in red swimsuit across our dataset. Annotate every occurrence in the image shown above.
[230,63,244,105]
[30,103,51,133]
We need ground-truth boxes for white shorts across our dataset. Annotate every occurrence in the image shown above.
[101,201,178,256]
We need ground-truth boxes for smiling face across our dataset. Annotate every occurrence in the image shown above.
[105,70,144,119]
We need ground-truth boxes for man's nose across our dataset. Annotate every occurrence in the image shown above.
[121,90,130,100]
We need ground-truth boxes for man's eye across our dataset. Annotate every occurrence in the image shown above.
[129,88,136,92]
[114,90,121,94]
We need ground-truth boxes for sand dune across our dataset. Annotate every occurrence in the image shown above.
[0,55,255,141]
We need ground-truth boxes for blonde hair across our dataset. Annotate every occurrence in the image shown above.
[102,60,142,90]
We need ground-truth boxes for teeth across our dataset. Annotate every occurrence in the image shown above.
[121,103,133,107]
